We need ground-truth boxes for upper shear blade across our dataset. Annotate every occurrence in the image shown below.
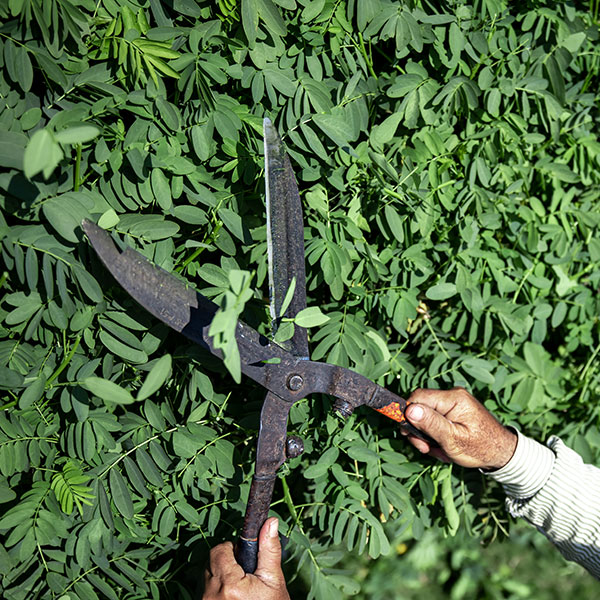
[264,118,309,359]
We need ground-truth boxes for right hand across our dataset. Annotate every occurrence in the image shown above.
[404,387,517,470]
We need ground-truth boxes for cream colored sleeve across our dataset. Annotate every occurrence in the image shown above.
[487,430,600,579]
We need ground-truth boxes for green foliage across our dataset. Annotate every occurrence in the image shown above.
[343,523,597,600]
[1,1,600,598]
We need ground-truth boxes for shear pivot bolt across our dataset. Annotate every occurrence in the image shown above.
[287,374,303,391]
[286,436,304,458]
[334,399,354,419]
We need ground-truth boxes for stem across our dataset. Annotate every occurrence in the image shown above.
[46,335,81,386]
[177,221,222,272]
[281,474,299,522]
[74,144,82,191]
[98,424,179,479]
[425,319,450,359]
[512,260,536,304]
[580,343,600,380]
[358,32,377,80]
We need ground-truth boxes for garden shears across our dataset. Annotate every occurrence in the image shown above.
[82,118,432,574]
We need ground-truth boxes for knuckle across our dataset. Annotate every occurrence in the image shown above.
[453,386,473,402]
[221,583,243,600]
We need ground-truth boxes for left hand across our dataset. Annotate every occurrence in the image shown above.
[202,517,290,600]
[404,387,517,470]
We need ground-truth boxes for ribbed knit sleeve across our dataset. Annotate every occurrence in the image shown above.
[487,431,600,579]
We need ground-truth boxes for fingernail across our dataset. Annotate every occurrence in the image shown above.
[409,405,424,421]
[268,518,278,538]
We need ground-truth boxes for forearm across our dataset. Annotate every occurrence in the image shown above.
[488,431,600,578]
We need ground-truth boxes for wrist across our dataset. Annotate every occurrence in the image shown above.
[486,427,518,471]
[485,431,555,498]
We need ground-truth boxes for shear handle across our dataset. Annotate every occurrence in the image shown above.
[373,399,439,448]
[235,474,277,573]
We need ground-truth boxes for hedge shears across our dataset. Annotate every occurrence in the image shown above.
[82,118,432,574]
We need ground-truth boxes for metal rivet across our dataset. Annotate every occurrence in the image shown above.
[286,435,304,459]
[287,374,303,391]
[333,399,354,419]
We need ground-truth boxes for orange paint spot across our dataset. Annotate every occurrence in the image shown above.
[375,401,410,423]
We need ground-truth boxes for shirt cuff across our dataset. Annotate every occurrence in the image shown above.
[486,429,555,499]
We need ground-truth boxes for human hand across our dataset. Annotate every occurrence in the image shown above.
[203,517,290,600]
[404,387,517,470]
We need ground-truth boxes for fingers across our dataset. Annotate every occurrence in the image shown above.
[408,388,461,415]
[209,542,244,580]
[405,402,455,446]
[406,435,451,462]
[255,517,284,585]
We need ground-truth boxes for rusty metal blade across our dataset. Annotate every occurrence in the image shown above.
[264,118,309,358]
[81,219,301,396]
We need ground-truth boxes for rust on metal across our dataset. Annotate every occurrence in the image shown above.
[264,118,309,359]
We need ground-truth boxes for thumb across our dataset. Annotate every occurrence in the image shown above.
[254,517,283,583]
[406,403,454,447]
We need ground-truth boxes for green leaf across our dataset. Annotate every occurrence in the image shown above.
[99,331,148,364]
[241,0,259,46]
[151,168,172,211]
[23,129,58,179]
[523,342,547,378]
[16,46,33,92]
[462,357,495,385]
[219,207,248,242]
[279,276,296,317]
[136,449,164,487]
[19,375,46,409]
[42,193,91,243]
[388,74,423,97]
[304,463,328,479]
[294,306,329,327]
[54,125,101,145]
[159,505,176,537]
[73,266,103,302]
[81,377,135,405]
[98,209,120,229]
[173,205,207,225]
[172,430,198,458]
[347,446,378,463]
[312,114,352,147]
[258,0,287,37]
[137,355,172,401]
[109,469,134,519]
[561,32,586,53]
[191,122,215,161]
[426,283,457,300]
[441,469,459,534]
[384,205,404,243]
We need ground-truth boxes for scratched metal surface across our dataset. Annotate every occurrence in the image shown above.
[264,118,309,359]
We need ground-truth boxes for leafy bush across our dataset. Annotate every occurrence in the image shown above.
[1,1,599,598]
[347,523,596,600]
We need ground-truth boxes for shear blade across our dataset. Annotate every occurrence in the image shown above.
[264,118,309,359]
[81,219,302,394]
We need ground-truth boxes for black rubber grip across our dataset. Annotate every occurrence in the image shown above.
[400,420,439,448]
[235,538,259,574]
